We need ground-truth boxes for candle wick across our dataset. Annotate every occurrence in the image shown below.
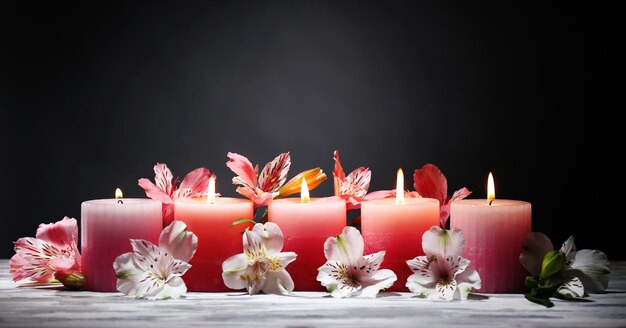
[489,199,493,206]
[117,199,124,204]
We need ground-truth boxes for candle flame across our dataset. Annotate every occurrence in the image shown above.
[396,168,405,205]
[301,177,310,203]
[487,172,495,205]
[207,176,216,204]
[115,188,123,199]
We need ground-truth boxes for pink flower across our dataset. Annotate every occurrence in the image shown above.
[10,217,81,284]
[113,221,198,300]
[139,163,215,226]
[406,227,481,301]
[332,150,397,210]
[413,164,471,228]
[226,152,291,208]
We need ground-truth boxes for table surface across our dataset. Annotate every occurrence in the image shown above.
[1,260,625,328]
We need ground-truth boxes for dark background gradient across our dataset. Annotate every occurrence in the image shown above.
[1,1,613,258]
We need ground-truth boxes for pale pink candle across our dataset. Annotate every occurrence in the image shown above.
[361,169,439,292]
[174,180,253,291]
[81,190,162,292]
[450,173,532,293]
[268,181,346,291]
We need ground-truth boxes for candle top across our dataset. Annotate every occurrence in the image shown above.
[82,198,160,206]
[175,197,252,206]
[270,196,344,205]
[364,197,439,206]
[452,199,530,207]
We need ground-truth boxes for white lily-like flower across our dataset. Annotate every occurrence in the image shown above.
[406,226,481,301]
[222,222,297,295]
[519,232,610,298]
[113,221,198,300]
[317,226,397,298]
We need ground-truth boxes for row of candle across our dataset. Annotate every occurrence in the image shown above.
[81,171,531,293]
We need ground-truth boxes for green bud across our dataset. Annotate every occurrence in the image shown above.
[540,250,566,280]
[54,270,86,291]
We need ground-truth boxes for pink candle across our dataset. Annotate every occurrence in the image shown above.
[450,173,532,293]
[174,179,253,292]
[361,169,439,292]
[81,189,162,292]
[268,180,346,291]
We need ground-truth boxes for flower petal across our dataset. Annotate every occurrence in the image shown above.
[422,227,465,258]
[252,222,284,255]
[436,278,458,301]
[262,269,294,295]
[258,152,291,193]
[129,239,161,272]
[226,152,257,188]
[359,269,397,297]
[324,226,364,265]
[406,256,438,288]
[243,230,267,262]
[159,221,198,263]
[333,150,346,183]
[569,249,610,293]
[520,232,554,276]
[276,251,297,268]
[560,235,576,266]
[440,187,471,227]
[222,253,252,290]
[150,276,187,300]
[48,257,75,272]
[9,253,54,283]
[114,252,147,296]
[413,164,448,205]
[35,217,78,249]
[317,260,361,298]
[557,277,585,299]
[278,168,327,197]
[153,163,174,197]
[454,268,481,300]
[179,167,213,198]
[138,178,174,204]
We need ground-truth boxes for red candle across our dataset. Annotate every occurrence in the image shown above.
[450,172,532,293]
[268,179,346,291]
[361,169,439,292]
[174,177,253,291]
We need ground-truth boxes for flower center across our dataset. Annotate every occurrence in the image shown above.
[266,256,283,272]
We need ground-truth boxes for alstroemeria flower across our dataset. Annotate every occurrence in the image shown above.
[406,227,481,301]
[413,164,471,228]
[222,222,297,295]
[139,163,215,226]
[227,152,327,208]
[11,217,81,285]
[317,226,397,298]
[520,232,610,296]
[332,150,395,210]
[113,220,198,300]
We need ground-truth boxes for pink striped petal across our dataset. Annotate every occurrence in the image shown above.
[258,152,291,193]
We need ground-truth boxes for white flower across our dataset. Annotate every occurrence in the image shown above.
[406,226,481,301]
[317,226,397,298]
[113,221,198,300]
[222,222,297,295]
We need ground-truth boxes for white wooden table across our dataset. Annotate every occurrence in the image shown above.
[1,260,624,327]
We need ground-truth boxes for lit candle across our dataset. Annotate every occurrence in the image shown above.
[450,172,532,293]
[81,188,162,292]
[174,177,253,291]
[361,169,440,292]
[268,179,346,291]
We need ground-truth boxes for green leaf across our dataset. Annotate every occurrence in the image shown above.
[525,294,555,308]
[525,276,539,289]
[541,250,566,279]
[231,218,256,227]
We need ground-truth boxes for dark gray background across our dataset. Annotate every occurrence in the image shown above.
[1,1,614,258]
